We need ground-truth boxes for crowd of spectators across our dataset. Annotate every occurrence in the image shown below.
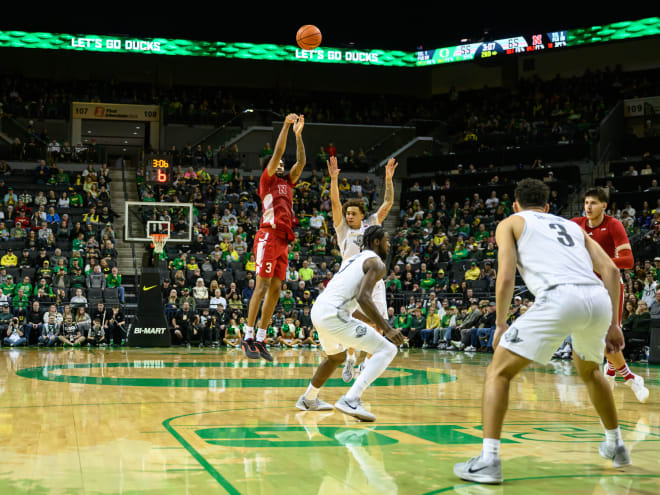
[0,159,126,347]
[4,67,657,137]
[448,67,660,152]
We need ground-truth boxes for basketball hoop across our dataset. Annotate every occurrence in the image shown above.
[150,233,169,254]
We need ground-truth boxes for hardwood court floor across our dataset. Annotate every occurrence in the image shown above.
[0,346,658,494]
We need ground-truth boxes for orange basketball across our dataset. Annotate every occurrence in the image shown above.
[296,25,322,50]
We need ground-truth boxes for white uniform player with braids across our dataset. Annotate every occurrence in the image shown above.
[327,156,397,382]
[296,225,404,421]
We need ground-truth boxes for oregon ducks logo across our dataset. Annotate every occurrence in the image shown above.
[504,327,523,343]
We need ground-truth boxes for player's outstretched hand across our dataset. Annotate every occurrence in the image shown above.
[326,156,340,178]
[285,113,298,124]
[293,115,305,137]
[384,326,404,346]
[385,158,398,179]
[605,323,625,354]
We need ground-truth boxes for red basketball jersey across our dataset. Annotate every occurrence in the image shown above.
[571,215,629,259]
[258,168,295,241]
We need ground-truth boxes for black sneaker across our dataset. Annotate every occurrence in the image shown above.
[241,339,260,359]
[254,340,273,362]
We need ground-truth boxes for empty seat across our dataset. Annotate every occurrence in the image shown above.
[103,287,120,304]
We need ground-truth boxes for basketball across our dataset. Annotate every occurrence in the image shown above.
[296,25,322,50]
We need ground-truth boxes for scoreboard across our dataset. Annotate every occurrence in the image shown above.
[416,31,568,66]
[146,153,173,185]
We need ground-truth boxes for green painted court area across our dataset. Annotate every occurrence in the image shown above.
[2,348,659,494]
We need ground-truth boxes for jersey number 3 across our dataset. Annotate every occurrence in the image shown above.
[549,223,574,247]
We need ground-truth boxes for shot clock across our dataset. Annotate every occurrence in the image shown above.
[146,153,173,184]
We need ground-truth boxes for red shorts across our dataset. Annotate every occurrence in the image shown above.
[253,229,288,281]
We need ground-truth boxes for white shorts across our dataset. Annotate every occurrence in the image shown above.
[357,279,388,322]
[311,304,389,356]
[499,284,611,365]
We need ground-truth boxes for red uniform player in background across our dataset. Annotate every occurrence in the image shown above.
[242,114,306,361]
[572,187,649,403]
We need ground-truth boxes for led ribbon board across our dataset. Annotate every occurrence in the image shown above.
[0,17,658,68]
[417,17,660,66]
[0,31,415,67]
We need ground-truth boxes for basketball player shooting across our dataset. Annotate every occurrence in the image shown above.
[242,113,305,361]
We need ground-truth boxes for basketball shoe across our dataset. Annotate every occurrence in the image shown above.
[598,442,632,468]
[296,395,333,411]
[342,358,355,383]
[625,374,649,403]
[254,340,273,361]
[334,396,376,422]
[453,455,503,484]
[241,339,260,359]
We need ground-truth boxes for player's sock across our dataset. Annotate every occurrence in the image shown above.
[345,340,397,403]
[244,326,254,340]
[304,383,320,400]
[616,364,634,381]
[605,361,616,377]
[605,426,624,447]
[256,328,267,342]
[346,351,356,365]
[481,438,500,462]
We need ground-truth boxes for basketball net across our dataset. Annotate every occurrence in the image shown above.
[150,233,169,254]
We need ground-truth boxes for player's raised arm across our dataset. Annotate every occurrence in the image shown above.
[327,156,343,229]
[266,113,298,177]
[289,116,306,184]
[376,158,397,224]
[357,257,403,345]
[492,216,520,349]
[583,231,624,353]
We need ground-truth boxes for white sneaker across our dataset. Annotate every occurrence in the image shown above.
[342,359,355,383]
[451,340,465,350]
[296,395,334,411]
[625,375,649,403]
[453,455,503,484]
[465,345,477,352]
[598,442,632,468]
[422,343,429,349]
[334,395,376,422]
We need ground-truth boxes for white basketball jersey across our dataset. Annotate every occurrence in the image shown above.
[336,213,379,263]
[315,250,379,321]
[515,211,602,296]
